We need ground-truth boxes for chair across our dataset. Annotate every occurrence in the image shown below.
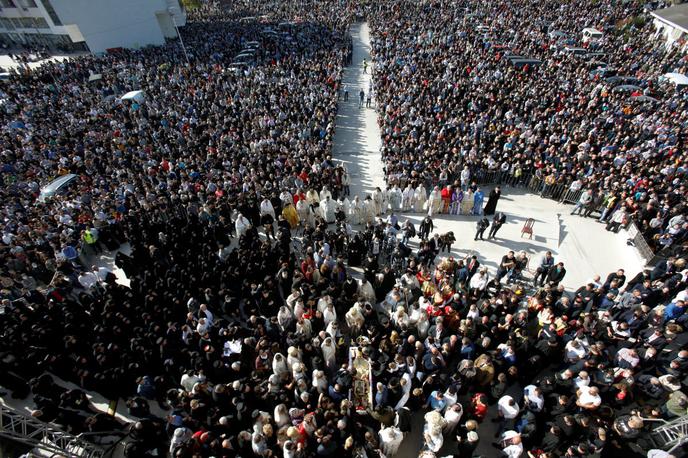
[521,218,535,239]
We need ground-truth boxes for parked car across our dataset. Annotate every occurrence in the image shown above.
[38,174,79,202]
[582,27,603,43]
[563,47,588,56]
[510,58,542,69]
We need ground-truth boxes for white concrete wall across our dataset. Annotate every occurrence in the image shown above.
[49,0,185,53]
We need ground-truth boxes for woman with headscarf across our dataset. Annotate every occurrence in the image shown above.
[235,212,251,239]
[272,353,290,380]
[277,306,293,332]
[321,337,337,374]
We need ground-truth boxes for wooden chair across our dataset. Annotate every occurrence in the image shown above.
[521,218,534,239]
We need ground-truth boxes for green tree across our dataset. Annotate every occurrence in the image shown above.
[180,0,202,10]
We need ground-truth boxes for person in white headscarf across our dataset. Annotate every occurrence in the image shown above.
[260,198,275,219]
[402,184,415,212]
[323,302,337,327]
[414,184,427,213]
[274,403,291,427]
[272,353,290,380]
[312,369,328,394]
[235,212,251,239]
[277,306,293,331]
[423,410,447,453]
[286,347,302,371]
[295,316,312,338]
[379,425,404,457]
[395,373,413,410]
[427,186,442,216]
[443,403,463,435]
[321,336,337,373]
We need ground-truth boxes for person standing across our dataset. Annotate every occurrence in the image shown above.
[488,212,506,239]
[472,188,485,215]
[343,84,349,101]
[359,88,365,108]
[419,216,434,240]
[475,217,489,241]
[362,58,368,74]
[533,251,555,286]
[483,186,501,215]
[546,262,567,287]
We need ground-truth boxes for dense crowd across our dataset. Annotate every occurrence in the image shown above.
[0,1,687,458]
[368,0,688,257]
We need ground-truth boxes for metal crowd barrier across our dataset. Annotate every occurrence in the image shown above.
[626,221,656,264]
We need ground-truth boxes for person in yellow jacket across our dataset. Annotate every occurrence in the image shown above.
[82,228,101,254]
[282,202,299,229]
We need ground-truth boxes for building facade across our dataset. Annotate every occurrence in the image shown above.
[0,0,186,53]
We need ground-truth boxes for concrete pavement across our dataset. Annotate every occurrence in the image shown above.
[332,22,385,200]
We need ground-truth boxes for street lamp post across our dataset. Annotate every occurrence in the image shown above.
[168,7,189,65]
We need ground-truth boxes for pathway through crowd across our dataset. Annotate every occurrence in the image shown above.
[332,21,430,458]
[332,22,385,200]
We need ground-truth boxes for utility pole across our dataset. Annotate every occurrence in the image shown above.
[168,7,189,65]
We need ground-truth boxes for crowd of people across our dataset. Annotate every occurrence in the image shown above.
[0,0,687,458]
[368,0,688,257]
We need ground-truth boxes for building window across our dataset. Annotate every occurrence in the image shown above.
[0,18,14,29]
[0,0,17,8]
[33,17,48,28]
[39,0,60,25]
[21,0,38,7]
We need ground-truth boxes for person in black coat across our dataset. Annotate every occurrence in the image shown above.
[546,263,566,287]
[488,212,507,239]
[475,217,490,241]
[483,186,501,215]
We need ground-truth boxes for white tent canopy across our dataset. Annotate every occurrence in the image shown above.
[121,90,145,102]
[662,72,688,86]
